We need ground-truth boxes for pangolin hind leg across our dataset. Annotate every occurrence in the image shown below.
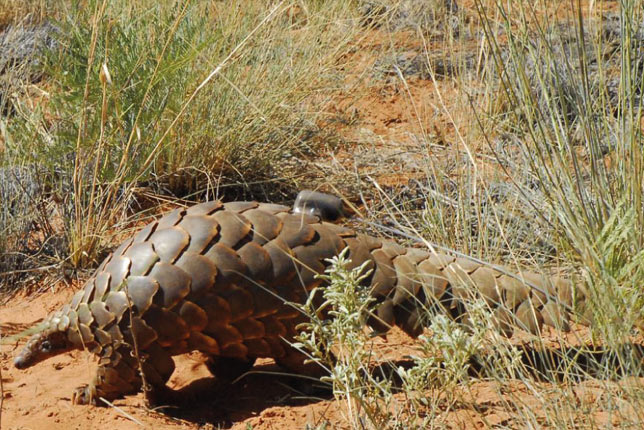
[205,356,256,384]
[274,314,330,379]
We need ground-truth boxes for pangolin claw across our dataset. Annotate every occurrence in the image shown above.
[71,384,97,405]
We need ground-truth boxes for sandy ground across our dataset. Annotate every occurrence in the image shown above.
[3,284,642,429]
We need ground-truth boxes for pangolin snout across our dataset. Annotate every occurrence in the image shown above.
[14,354,29,369]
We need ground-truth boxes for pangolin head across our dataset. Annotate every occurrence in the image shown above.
[14,314,75,370]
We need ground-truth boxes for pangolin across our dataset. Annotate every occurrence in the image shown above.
[12,191,587,405]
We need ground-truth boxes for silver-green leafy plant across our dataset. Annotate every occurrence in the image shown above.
[294,248,395,429]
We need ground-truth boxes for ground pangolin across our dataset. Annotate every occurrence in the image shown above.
[13,192,587,405]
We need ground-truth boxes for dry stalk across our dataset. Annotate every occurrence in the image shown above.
[123,282,152,409]
[0,332,4,430]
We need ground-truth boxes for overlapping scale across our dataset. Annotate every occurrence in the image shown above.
[94,272,111,301]
[264,238,296,284]
[124,276,159,314]
[205,243,249,291]
[105,256,131,291]
[104,291,129,321]
[200,294,232,325]
[125,242,159,277]
[188,332,219,355]
[391,255,421,305]
[370,248,397,297]
[237,242,273,280]
[89,302,115,328]
[244,338,271,357]
[185,200,222,216]
[148,227,189,263]
[224,201,259,213]
[177,215,219,254]
[277,217,316,248]
[223,287,255,322]
[155,208,186,230]
[179,301,208,331]
[148,262,191,309]
[212,211,252,249]
[143,306,189,347]
[243,208,283,245]
[175,252,217,297]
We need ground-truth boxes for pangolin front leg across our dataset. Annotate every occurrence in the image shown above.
[72,342,177,406]
[71,344,142,405]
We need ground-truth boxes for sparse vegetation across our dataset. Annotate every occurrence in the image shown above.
[1,0,364,276]
[2,0,644,428]
[295,250,395,429]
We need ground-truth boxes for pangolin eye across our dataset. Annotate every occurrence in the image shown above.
[41,341,52,352]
